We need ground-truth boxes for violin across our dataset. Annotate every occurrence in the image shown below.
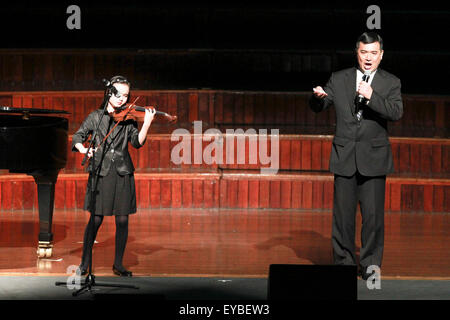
[112,103,177,124]
[96,97,177,151]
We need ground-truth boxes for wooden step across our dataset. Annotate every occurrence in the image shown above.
[1,171,448,213]
[219,171,450,212]
[63,134,449,175]
[2,90,448,138]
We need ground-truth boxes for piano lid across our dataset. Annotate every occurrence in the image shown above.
[0,106,70,115]
[0,107,69,171]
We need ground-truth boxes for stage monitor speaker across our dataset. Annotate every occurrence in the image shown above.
[267,264,357,300]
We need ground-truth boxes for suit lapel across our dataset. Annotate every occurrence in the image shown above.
[345,67,357,115]
[370,68,385,95]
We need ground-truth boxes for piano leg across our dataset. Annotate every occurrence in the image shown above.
[31,170,59,258]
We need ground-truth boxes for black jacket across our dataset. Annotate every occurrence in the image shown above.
[309,67,403,177]
[72,109,144,176]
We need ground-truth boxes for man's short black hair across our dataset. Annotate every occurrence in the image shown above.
[356,32,383,50]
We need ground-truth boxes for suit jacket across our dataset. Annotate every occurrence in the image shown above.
[309,67,403,177]
[72,109,144,176]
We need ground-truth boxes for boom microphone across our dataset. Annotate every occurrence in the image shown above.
[102,78,119,97]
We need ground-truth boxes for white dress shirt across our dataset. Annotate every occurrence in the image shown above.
[356,68,377,90]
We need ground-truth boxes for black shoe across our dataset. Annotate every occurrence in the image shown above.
[112,265,132,277]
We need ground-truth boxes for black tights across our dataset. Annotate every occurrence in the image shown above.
[80,214,129,271]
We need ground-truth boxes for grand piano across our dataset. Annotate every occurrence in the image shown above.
[0,106,69,258]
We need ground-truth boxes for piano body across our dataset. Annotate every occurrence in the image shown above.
[0,106,69,258]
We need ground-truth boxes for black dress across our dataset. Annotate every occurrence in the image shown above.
[72,109,144,216]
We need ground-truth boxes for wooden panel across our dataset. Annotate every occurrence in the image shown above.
[138,180,150,209]
[1,93,449,214]
[323,180,333,209]
[389,183,402,212]
[148,140,160,169]
[193,180,204,208]
[3,90,449,141]
[160,180,172,207]
[237,180,249,208]
[76,180,87,208]
[219,179,228,208]
[301,140,312,170]
[159,139,171,168]
[311,140,322,171]
[279,140,291,170]
[203,180,214,208]
[280,180,291,209]
[312,180,324,209]
[222,93,234,124]
[233,93,244,124]
[12,181,23,210]
[188,93,199,123]
[182,180,193,208]
[0,173,449,212]
[227,180,238,208]
[290,140,301,170]
[64,180,76,209]
[259,180,270,208]
[302,180,313,209]
[423,185,434,212]
[171,180,182,208]
[244,94,255,124]
[410,144,421,173]
[433,186,444,213]
[22,181,36,210]
[444,144,450,174]
[420,144,432,174]
[248,180,259,209]
[1,181,12,210]
[431,145,442,173]
[269,181,281,209]
[214,92,223,124]
[291,181,302,209]
[150,180,161,208]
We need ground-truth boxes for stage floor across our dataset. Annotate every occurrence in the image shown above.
[0,208,448,279]
[0,276,448,300]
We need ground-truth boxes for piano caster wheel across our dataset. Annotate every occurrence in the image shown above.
[37,242,53,258]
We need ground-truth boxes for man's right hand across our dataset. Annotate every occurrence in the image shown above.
[313,86,328,99]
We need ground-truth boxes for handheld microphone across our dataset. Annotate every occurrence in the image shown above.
[357,70,371,104]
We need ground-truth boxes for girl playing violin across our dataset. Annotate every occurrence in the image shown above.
[72,75,155,276]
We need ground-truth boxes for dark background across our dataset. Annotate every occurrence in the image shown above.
[1,1,449,94]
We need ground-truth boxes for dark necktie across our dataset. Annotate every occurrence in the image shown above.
[356,74,370,121]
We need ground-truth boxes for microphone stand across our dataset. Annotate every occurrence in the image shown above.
[56,85,138,296]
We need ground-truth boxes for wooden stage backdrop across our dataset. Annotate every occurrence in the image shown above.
[0,90,448,213]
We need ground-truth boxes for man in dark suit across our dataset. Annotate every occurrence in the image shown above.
[309,32,403,279]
